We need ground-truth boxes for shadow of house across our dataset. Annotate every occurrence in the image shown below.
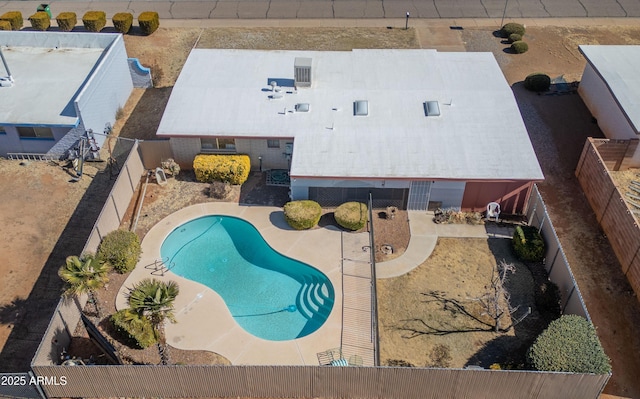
[0,141,132,372]
[118,87,174,141]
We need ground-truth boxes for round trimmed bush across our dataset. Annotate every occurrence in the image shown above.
[511,41,529,54]
[97,230,142,274]
[335,202,368,231]
[512,225,545,262]
[501,22,525,37]
[524,72,551,92]
[527,315,611,374]
[284,200,322,230]
[508,33,522,43]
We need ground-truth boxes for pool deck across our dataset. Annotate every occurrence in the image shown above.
[117,202,345,366]
[117,204,514,365]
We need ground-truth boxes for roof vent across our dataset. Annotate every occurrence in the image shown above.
[295,103,310,112]
[294,57,312,88]
[424,101,441,117]
[354,100,368,116]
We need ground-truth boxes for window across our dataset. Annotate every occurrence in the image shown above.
[17,126,53,138]
[267,139,280,148]
[0,126,5,135]
[201,138,236,152]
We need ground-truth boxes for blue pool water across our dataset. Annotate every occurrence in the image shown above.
[160,215,334,341]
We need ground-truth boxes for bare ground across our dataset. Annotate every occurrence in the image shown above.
[1,23,639,399]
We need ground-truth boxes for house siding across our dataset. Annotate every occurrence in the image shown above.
[75,34,133,149]
[170,138,201,169]
[0,125,75,156]
[429,181,465,210]
[235,138,292,170]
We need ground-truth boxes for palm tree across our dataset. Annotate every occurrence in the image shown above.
[127,278,179,365]
[58,254,111,318]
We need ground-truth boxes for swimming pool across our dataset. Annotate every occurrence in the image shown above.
[160,215,334,341]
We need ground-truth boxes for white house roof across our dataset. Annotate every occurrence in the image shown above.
[580,45,640,134]
[0,32,115,126]
[157,49,543,181]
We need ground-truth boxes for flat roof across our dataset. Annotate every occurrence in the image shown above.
[0,32,110,126]
[158,49,543,181]
[580,45,640,134]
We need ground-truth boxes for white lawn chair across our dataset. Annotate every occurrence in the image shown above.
[487,202,501,222]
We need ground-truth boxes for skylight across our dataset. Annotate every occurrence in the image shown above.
[424,101,440,117]
[354,100,368,116]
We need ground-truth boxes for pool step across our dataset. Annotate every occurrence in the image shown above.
[296,275,333,320]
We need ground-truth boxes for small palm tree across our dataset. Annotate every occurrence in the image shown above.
[127,278,179,365]
[58,254,111,318]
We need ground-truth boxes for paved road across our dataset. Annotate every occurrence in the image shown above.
[2,0,640,20]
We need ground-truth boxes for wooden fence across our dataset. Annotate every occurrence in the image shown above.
[575,138,640,298]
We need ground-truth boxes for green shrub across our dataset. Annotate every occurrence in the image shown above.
[82,11,106,32]
[0,20,11,30]
[283,200,322,230]
[112,12,133,34]
[508,33,522,43]
[511,41,529,54]
[535,280,561,321]
[193,154,250,185]
[524,72,551,92]
[335,202,368,231]
[111,308,156,349]
[0,11,23,30]
[28,12,50,31]
[97,230,142,274]
[501,22,525,37]
[512,225,545,262]
[527,315,611,374]
[55,12,77,32]
[138,11,159,35]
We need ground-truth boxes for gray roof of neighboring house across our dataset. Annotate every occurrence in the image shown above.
[157,49,544,181]
[580,45,640,133]
[0,31,118,126]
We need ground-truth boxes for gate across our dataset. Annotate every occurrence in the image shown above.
[407,181,431,211]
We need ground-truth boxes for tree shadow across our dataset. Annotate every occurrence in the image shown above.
[465,335,529,369]
[0,297,28,326]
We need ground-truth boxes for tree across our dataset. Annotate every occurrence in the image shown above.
[58,254,111,318]
[399,260,530,337]
[127,278,179,365]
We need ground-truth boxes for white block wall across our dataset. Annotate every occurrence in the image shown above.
[170,138,201,168]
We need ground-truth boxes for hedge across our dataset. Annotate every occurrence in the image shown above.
[97,230,142,274]
[0,20,11,30]
[138,11,159,35]
[82,11,106,32]
[28,12,50,31]
[111,308,156,349]
[524,73,551,92]
[501,22,525,37]
[283,200,322,230]
[508,33,522,43]
[193,154,250,185]
[512,225,545,262]
[0,11,23,30]
[55,12,77,32]
[511,41,529,54]
[112,12,133,34]
[527,315,611,374]
[335,202,368,231]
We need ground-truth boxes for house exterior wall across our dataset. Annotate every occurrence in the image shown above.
[461,181,532,214]
[75,34,133,149]
[235,138,292,170]
[170,137,201,169]
[292,178,409,208]
[579,64,637,140]
[0,125,75,156]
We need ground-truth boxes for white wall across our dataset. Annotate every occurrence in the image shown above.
[0,126,73,156]
[429,181,465,210]
[235,138,292,170]
[75,35,133,149]
[170,138,201,169]
[579,64,637,140]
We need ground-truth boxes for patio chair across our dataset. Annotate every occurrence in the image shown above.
[317,347,342,365]
[486,202,500,222]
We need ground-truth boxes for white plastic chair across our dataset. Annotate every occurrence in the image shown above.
[487,202,501,222]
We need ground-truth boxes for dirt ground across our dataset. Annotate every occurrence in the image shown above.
[2,23,640,398]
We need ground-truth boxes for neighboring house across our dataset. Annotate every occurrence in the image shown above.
[157,49,543,213]
[0,31,138,158]
[579,45,640,166]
